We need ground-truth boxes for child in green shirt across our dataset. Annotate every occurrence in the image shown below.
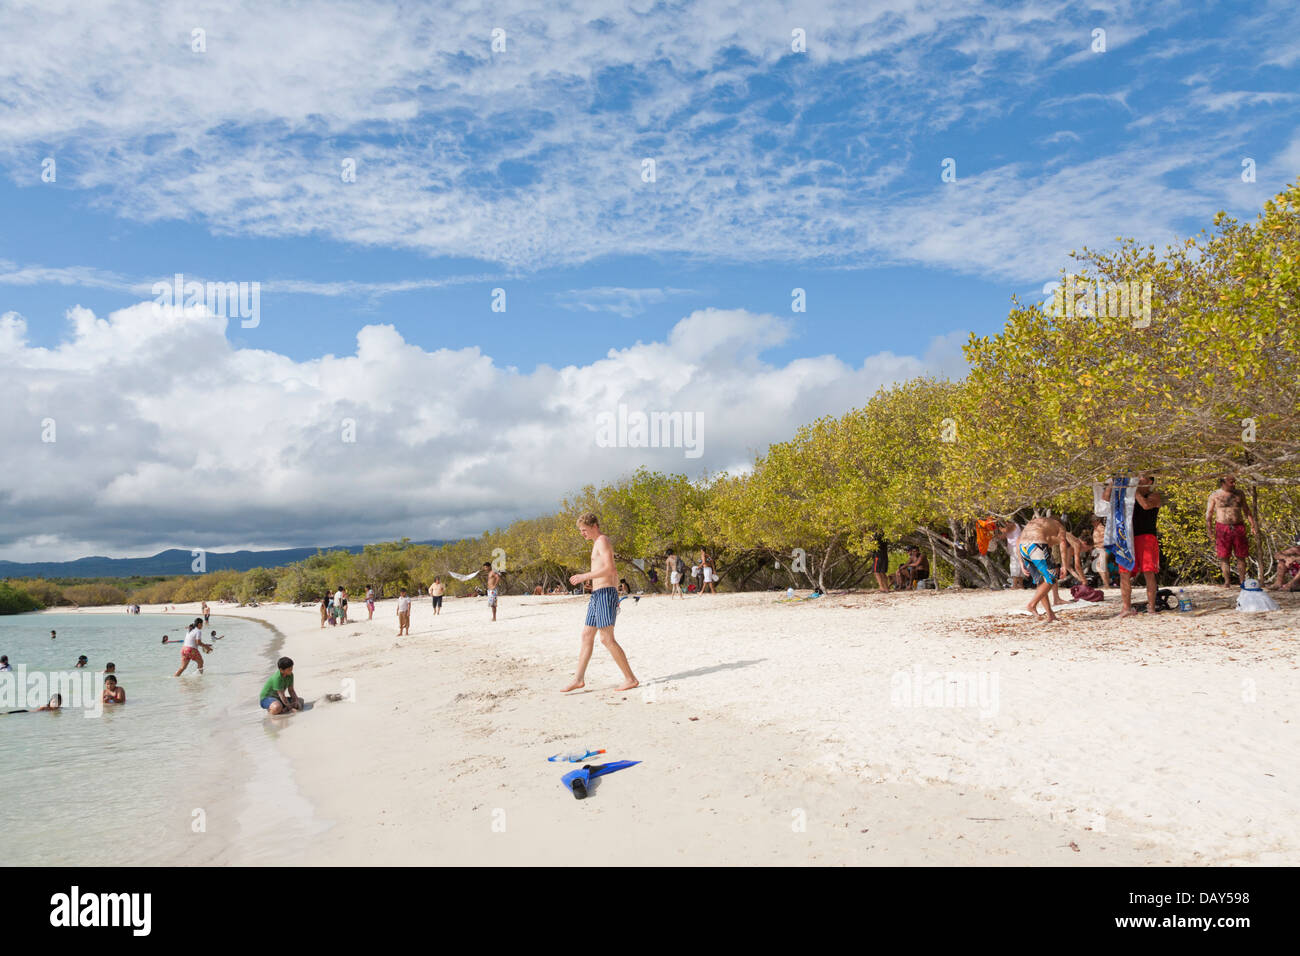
[259,657,302,715]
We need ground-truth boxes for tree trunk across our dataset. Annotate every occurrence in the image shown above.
[1251,484,1263,580]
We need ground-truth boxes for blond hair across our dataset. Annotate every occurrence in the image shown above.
[577,511,600,528]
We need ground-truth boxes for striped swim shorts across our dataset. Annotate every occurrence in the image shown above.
[584,586,619,629]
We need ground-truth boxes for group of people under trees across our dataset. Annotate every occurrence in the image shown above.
[1004,473,1290,622]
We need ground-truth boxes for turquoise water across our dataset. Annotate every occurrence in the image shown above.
[0,611,318,865]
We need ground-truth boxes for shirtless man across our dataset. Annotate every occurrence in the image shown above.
[1206,475,1257,586]
[483,563,500,621]
[562,512,638,693]
[1017,517,1086,622]
[665,549,683,599]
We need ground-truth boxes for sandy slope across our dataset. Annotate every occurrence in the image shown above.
[133,582,1299,866]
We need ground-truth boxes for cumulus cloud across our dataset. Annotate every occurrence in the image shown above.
[0,301,960,560]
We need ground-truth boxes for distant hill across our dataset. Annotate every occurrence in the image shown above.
[0,541,452,580]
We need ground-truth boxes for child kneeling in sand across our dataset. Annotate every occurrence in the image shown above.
[260,657,303,715]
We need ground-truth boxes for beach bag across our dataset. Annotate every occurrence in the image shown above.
[1237,580,1279,613]
[1070,583,1104,602]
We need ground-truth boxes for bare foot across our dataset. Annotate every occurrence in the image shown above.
[561,679,585,693]
[614,679,640,691]
[1119,607,1138,618]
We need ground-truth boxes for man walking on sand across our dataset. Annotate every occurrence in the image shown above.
[1207,474,1257,586]
[563,512,638,693]
[1018,516,1086,623]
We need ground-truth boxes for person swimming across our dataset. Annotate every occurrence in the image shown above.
[75,655,88,668]
[102,675,126,704]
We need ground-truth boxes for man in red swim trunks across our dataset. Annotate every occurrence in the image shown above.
[1119,474,1162,617]
[1206,474,1257,587]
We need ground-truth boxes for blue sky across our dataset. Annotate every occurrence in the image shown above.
[1,0,1297,560]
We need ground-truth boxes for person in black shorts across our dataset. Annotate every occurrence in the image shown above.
[871,535,891,591]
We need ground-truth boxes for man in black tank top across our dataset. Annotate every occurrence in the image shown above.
[1121,474,1162,617]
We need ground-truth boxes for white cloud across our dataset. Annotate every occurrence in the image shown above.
[0,0,1239,279]
[555,287,698,318]
[0,300,963,559]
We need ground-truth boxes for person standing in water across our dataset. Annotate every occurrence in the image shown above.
[174,618,213,676]
[103,675,126,704]
[562,512,638,693]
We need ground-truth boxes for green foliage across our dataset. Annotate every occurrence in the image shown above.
[0,582,43,614]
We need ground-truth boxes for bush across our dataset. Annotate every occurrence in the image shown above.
[57,583,128,607]
[14,578,66,607]
[0,582,42,614]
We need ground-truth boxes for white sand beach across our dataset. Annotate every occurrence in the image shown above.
[60,586,1300,865]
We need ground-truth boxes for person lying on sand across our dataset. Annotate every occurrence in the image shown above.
[1018,517,1086,622]
[260,657,303,715]
[563,512,638,693]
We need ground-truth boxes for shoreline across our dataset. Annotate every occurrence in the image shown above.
[40,587,1300,864]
